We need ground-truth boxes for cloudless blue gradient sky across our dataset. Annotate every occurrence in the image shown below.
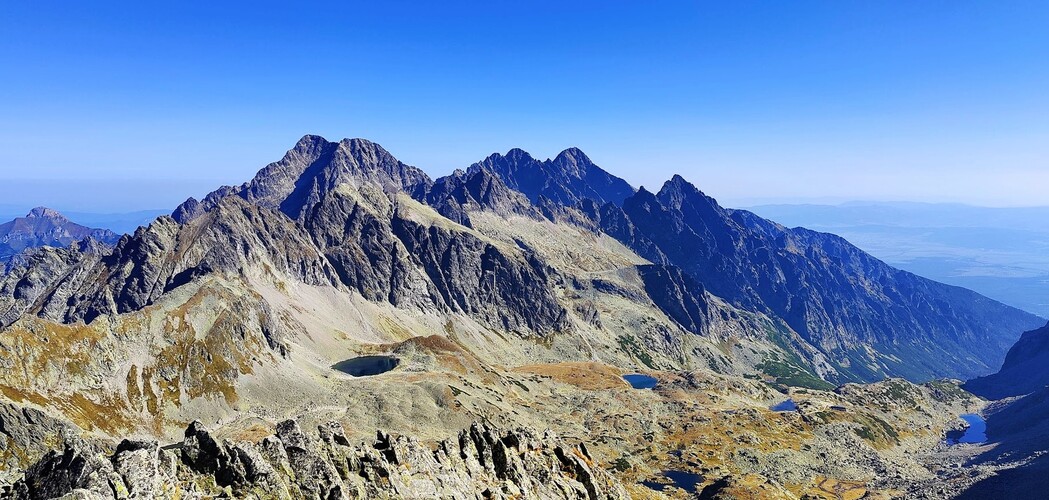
[1,1,1048,212]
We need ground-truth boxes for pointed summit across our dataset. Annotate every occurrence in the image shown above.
[659,174,699,195]
[26,207,66,220]
[293,133,331,149]
[171,135,433,222]
[1,208,119,262]
[656,174,722,214]
[473,146,634,206]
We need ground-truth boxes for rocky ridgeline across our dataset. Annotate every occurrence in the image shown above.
[1,135,1040,385]
[6,420,626,500]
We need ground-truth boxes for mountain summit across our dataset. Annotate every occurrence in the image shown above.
[173,135,433,223]
[470,147,634,206]
[0,207,120,262]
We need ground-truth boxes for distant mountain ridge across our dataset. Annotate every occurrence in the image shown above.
[474,144,1043,381]
[471,147,635,206]
[0,207,120,263]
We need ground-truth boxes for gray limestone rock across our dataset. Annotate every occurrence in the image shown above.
[7,419,627,500]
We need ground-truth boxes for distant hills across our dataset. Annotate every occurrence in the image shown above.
[0,207,121,262]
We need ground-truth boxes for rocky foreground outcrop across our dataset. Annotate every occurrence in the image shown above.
[5,419,626,500]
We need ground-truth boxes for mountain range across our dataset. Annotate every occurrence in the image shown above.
[0,135,1045,498]
[2,135,1038,385]
[163,135,1042,382]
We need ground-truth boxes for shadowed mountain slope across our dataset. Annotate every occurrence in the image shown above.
[471,147,635,206]
[479,154,1043,382]
[965,322,1049,400]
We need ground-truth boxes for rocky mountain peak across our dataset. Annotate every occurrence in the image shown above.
[625,185,659,208]
[25,207,66,220]
[424,167,541,226]
[475,146,634,206]
[502,147,536,163]
[472,149,538,178]
[657,174,700,203]
[335,137,393,165]
[655,174,728,222]
[550,146,594,175]
[290,133,331,154]
[0,208,120,263]
[172,135,433,223]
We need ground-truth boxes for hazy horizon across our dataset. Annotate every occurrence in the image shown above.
[2,172,1049,217]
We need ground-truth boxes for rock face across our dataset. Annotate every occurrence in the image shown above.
[8,419,627,500]
[0,401,80,486]
[479,151,1041,381]
[169,137,570,337]
[636,264,710,335]
[0,241,104,329]
[965,322,1049,400]
[0,197,339,329]
[608,176,1041,382]
[471,148,635,206]
[172,135,433,224]
[422,167,541,228]
[0,208,120,264]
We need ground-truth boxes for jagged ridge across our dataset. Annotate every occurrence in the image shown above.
[8,418,626,499]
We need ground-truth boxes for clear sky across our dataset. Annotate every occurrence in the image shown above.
[2,1,1048,212]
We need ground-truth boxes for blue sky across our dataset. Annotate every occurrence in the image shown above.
[2,1,1048,212]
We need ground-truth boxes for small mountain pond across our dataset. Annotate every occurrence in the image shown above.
[622,373,658,389]
[642,470,704,493]
[332,355,399,377]
[946,413,987,445]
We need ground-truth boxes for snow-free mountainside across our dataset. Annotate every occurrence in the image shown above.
[0,136,1044,499]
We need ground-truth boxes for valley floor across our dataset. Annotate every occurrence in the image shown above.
[0,350,986,499]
